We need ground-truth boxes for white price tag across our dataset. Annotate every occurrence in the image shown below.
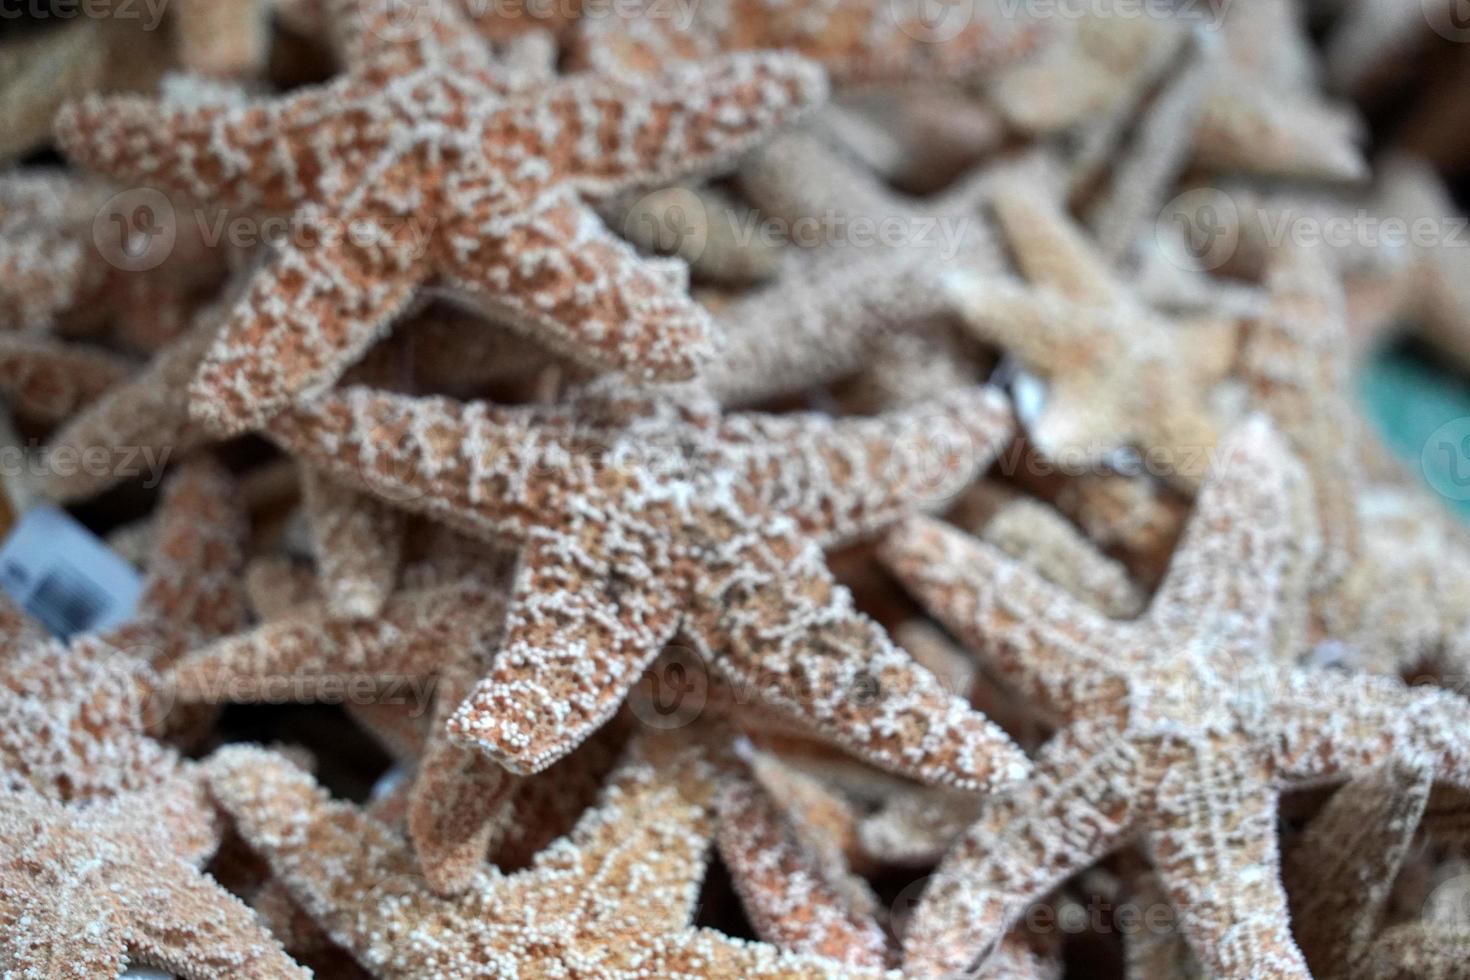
[0,506,143,641]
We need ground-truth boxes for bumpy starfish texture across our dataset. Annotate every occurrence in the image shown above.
[0,465,296,977]
[57,0,827,436]
[207,735,892,978]
[301,467,404,619]
[264,380,1029,791]
[170,569,514,894]
[0,169,110,331]
[714,748,889,969]
[568,0,1043,87]
[880,418,1470,979]
[952,176,1237,487]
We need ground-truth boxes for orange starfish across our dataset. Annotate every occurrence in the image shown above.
[57,0,827,436]
[207,734,891,978]
[880,419,1470,978]
[263,380,1029,790]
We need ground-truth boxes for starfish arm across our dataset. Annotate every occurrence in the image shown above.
[0,861,126,979]
[123,863,309,979]
[724,386,1015,549]
[205,745,456,970]
[528,52,827,199]
[1148,748,1311,979]
[990,176,1123,308]
[704,530,1029,792]
[1147,417,1298,653]
[637,929,885,979]
[345,699,427,760]
[55,87,337,213]
[40,311,215,502]
[704,254,954,407]
[489,727,625,869]
[189,223,427,436]
[440,194,713,382]
[168,584,500,702]
[447,533,683,774]
[0,335,132,425]
[407,720,520,896]
[857,783,981,867]
[1267,670,1470,790]
[95,460,249,668]
[302,467,404,619]
[324,0,489,77]
[736,131,907,233]
[1193,83,1367,183]
[902,722,1140,978]
[715,766,889,969]
[880,516,1129,722]
[1283,762,1433,977]
[266,387,555,541]
[945,274,1106,367]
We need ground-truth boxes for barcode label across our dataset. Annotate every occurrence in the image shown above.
[0,507,142,641]
[28,566,111,638]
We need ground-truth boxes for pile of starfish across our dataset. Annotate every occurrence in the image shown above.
[3,0,1470,976]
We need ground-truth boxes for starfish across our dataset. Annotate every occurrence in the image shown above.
[206,733,893,978]
[301,467,404,619]
[567,0,1043,87]
[0,334,133,425]
[947,173,1238,488]
[879,418,1470,978]
[0,463,299,977]
[56,0,827,436]
[170,568,521,895]
[262,380,1030,791]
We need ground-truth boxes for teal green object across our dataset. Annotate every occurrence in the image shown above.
[1357,340,1470,521]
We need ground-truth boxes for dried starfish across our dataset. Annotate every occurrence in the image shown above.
[171,0,272,77]
[880,418,1470,978]
[169,571,514,895]
[263,380,1030,791]
[1,772,304,978]
[949,175,1237,488]
[568,0,1042,87]
[0,467,295,977]
[0,334,133,425]
[301,467,404,619]
[206,735,892,978]
[714,749,889,969]
[57,0,827,436]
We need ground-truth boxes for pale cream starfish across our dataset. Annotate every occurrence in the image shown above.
[58,0,827,435]
[880,418,1470,978]
[206,734,895,978]
[948,173,1238,488]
